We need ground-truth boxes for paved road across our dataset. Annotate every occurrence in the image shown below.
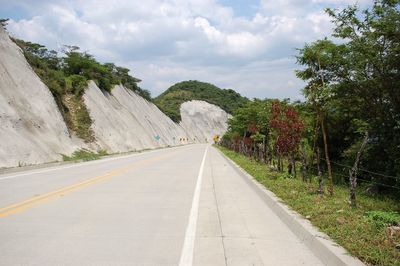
[0,144,323,265]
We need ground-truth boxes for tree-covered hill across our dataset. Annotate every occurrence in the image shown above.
[154,80,249,122]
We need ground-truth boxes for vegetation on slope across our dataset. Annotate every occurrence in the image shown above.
[154,80,249,122]
[62,149,108,162]
[11,38,150,141]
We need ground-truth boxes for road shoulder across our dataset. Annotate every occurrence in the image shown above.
[216,147,365,266]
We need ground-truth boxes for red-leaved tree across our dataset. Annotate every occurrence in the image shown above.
[270,101,304,174]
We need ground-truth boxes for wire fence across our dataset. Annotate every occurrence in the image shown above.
[223,144,400,190]
[320,158,400,181]
[308,161,400,191]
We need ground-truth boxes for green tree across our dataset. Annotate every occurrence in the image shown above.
[225,99,273,160]
[297,0,400,191]
[296,39,340,195]
[326,0,400,188]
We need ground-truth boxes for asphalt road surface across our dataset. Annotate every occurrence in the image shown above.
[0,144,323,265]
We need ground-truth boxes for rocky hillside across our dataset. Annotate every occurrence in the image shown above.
[0,26,78,167]
[154,80,248,122]
[180,100,231,143]
[0,28,234,168]
[83,81,187,152]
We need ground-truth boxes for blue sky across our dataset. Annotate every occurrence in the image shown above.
[0,0,370,100]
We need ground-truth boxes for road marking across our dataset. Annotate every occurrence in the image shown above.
[0,151,176,218]
[0,144,191,181]
[179,145,208,266]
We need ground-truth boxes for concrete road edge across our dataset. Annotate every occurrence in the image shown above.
[215,148,365,266]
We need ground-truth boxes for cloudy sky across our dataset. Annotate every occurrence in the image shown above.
[0,0,370,99]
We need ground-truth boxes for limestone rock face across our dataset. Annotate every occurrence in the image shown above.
[83,82,189,152]
[0,27,76,168]
[180,100,230,143]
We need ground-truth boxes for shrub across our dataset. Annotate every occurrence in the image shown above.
[65,74,87,96]
[62,149,101,161]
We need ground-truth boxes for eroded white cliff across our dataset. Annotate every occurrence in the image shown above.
[180,100,230,143]
[83,82,189,152]
[0,27,77,167]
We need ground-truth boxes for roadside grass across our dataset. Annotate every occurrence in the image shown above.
[62,149,108,162]
[216,146,400,266]
[61,145,178,164]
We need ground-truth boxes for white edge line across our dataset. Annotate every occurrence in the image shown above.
[0,144,192,181]
[178,145,209,266]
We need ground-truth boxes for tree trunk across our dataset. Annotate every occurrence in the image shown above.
[293,156,297,178]
[268,143,273,165]
[320,114,333,196]
[309,113,320,182]
[255,143,258,161]
[262,136,267,163]
[288,157,293,175]
[241,132,246,155]
[317,148,324,195]
[300,145,307,182]
[317,56,333,195]
[349,132,369,208]
[277,156,281,172]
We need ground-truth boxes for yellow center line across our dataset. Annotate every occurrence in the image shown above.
[0,151,177,218]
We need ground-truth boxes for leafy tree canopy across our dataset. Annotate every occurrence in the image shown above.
[12,39,149,98]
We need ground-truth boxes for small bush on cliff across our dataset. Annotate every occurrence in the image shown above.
[65,74,87,96]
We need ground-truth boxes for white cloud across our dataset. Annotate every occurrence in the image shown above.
[2,0,372,99]
[194,17,265,58]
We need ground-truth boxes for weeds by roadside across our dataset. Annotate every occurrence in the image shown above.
[62,149,108,162]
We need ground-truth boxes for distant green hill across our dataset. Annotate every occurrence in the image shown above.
[154,80,249,122]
